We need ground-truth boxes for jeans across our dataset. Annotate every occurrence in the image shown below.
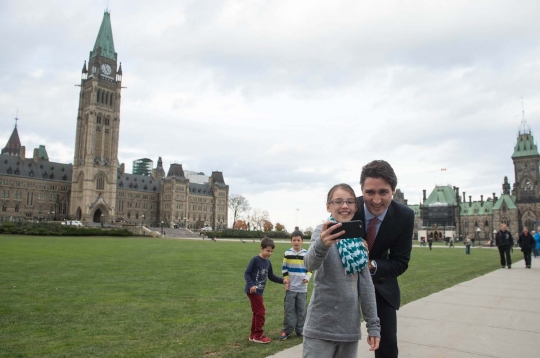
[283,291,307,335]
[534,247,539,258]
[247,294,266,339]
[523,250,532,266]
[466,245,470,254]
[498,246,512,267]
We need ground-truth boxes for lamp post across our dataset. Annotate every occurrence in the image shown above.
[161,220,164,235]
[101,214,104,228]
[183,217,187,229]
[51,211,55,221]
[141,214,145,227]
[476,227,481,247]
[493,229,497,247]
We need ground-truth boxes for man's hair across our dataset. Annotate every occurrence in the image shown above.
[261,237,275,249]
[291,230,304,240]
[360,160,398,191]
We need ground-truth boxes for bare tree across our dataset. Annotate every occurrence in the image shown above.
[228,194,251,224]
[250,209,270,231]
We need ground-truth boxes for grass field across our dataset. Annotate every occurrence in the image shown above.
[0,235,522,358]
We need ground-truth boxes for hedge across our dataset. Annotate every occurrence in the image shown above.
[206,229,291,239]
[0,222,133,237]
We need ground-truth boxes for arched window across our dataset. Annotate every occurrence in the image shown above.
[2,203,6,212]
[484,220,489,227]
[464,220,469,228]
[97,89,101,103]
[110,94,113,106]
[474,220,478,227]
[96,173,105,191]
[15,204,19,213]
[105,92,109,105]
[127,212,131,219]
[97,115,101,124]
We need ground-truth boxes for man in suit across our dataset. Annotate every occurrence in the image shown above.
[353,160,414,358]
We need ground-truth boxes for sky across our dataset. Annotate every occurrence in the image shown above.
[1,0,540,231]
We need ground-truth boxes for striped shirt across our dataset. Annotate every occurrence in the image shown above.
[282,247,312,293]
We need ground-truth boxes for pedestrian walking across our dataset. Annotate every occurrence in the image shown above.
[518,227,535,269]
[464,235,472,254]
[496,223,514,269]
[428,237,433,251]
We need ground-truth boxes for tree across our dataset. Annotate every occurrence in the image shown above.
[263,220,273,232]
[249,208,269,231]
[228,194,250,225]
[234,220,248,230]
[275,222,285,232]
[304,226,314,237]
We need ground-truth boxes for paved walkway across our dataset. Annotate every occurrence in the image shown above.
[268,259,540,358]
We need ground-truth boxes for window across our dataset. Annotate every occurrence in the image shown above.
[96,173,105,190]
[2,203,6,212]
[14,204,19,213]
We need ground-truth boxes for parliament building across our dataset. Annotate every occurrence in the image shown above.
[0,12,229,230]
[403,120,539,242]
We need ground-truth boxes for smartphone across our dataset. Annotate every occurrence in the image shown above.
[327,220,364,239]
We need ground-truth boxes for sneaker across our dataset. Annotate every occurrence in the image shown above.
[508,266,511,269]
[252,336,271,344]
[278,332,290,341]
[249,335,254,342]
[501,266,505,268]
[297,332,303,338]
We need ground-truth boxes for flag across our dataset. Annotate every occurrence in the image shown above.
[441,168,447,171]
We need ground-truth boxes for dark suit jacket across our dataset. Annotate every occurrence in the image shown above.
[353,197,414,310]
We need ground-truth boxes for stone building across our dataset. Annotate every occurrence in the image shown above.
[0,11,229,230]
[407,119,539,242]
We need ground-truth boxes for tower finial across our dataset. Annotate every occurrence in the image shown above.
[519,98,531,135]
[14,109,19,129]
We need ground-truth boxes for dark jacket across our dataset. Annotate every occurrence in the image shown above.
[353,198,414,310]
[518,233,535,253]
[496,230,514,248]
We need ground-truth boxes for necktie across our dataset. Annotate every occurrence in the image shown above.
[366,217,379,251]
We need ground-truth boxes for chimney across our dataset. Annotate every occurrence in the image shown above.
[119,163,125,175]
[493,192,496,202]
[455,187,460,201]
[469,196,472,206]
[404,199,408,205]
[33,148,39,163]
[19,146,26,161]
[423,190,426,203]
[481,195,484,206]
[463,192,466,202]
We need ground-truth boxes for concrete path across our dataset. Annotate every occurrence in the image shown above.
[268,259,540,358]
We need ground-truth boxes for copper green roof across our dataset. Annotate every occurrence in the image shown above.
[492,194,517,210]
[37,145,49,160]
[407,204,420,217]
[512,132,539,158]
[460,200,494,216]
[424,185,457,206]
[90,11,116,61]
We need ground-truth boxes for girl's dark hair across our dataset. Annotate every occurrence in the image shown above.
[327,183,357,204]
[261,237,275,249]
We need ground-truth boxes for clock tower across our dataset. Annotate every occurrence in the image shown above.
[70,11,122,224]
[512,117,540,204]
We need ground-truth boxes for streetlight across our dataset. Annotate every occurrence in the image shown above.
[101,214,104,228]
[161,220,164,235]
[52,211,55,221]
[141,214,145,227]
[493,230,497,247]
[476,227,481,247]
[183,217,187,229]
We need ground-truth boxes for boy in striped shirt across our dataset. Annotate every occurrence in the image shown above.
[279,230,312,340]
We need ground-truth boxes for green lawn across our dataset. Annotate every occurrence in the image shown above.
[0,236,522,358]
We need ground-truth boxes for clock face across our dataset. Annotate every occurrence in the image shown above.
[101,64,112,75]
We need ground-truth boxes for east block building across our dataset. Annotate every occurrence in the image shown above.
[0,11,229,230]
[404,120,539,241]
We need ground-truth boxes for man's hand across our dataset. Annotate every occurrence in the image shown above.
[249,286,257,294]
[367,336,380,351]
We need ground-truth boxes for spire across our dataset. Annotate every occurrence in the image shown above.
[82,60,88,73]
[2,118,22,156]
[519,99,531,135]
[512,104,539,158]
[90,11,116,61]
[117,62,122,75]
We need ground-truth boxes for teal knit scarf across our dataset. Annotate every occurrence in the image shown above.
[329,216,368,275]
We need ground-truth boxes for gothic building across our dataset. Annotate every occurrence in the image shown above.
[0,11,229,230]
[407,119,539,241]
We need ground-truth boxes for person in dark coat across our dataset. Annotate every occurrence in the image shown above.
[496,223,514,269]
[518,227,535,269]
